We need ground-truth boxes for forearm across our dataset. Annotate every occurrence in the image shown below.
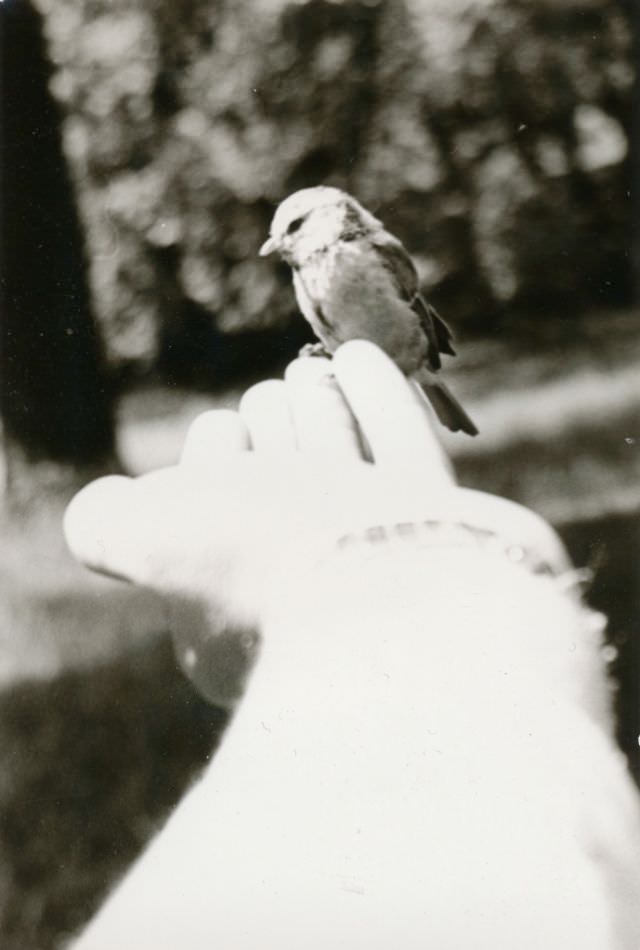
[72,547,640,949]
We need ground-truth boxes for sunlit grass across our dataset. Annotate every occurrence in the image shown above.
[116,311,640,524]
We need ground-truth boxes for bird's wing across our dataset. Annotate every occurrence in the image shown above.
[413,294,456,359]
[371,234,456,370]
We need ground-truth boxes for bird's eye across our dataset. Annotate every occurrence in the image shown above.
[286,216,305,235]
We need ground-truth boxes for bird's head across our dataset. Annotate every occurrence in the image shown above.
[259,186,383,266]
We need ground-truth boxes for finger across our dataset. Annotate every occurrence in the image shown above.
[65,471,203,588]
[180,409,250,470]
[64,476,142,581]
[332,340,455,488]
[410,380,456,481]
[239,380,297,452]
[284,355,334,385]
[285,357,365,460]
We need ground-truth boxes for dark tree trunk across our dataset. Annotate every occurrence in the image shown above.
[0,0,116,506]
[631,0,640,303]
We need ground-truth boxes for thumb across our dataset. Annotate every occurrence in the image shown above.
[64,475,151,584]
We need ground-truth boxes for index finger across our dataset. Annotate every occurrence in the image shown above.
[332,341,455,489]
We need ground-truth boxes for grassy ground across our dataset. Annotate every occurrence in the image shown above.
[0,640,227,949]
[1,309,639,948]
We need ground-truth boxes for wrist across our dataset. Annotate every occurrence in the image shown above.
[171,513,610,729]
[258,539,609,720]
[261,515,583,638]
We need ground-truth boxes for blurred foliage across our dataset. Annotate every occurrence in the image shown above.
[32,0,634,375]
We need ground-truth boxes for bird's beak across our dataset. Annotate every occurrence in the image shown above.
[259,236,277,257]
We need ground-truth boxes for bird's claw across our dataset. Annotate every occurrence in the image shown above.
[298,342,331,359]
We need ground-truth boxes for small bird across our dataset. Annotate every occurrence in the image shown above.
[260,186,478,436]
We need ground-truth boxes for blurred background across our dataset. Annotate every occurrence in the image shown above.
[1,0,639,944]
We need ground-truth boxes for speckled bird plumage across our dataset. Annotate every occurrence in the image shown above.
[260,186,478,436]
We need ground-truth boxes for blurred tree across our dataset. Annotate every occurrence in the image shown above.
[29,0,636,376]
[628,0,640,302]
[1,0,117,507]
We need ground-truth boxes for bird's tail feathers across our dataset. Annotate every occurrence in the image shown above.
[417,375,478,437]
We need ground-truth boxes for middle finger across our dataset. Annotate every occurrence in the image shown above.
[333,341,455,490]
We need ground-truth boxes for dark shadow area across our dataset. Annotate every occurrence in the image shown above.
[0,636,228,950]
[156,300,312,391]
[560,510,640,786]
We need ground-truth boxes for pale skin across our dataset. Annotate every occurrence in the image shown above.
[65,341,640,948]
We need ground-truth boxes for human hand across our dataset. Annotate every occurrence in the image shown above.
[64,341,571,701]
[65,342,640,950]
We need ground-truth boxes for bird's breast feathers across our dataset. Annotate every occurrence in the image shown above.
[294,240,427,373]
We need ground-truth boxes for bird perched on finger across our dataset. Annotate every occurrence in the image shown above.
[260,185,478,436]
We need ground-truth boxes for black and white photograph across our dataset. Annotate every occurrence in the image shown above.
[1,0,639,946]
